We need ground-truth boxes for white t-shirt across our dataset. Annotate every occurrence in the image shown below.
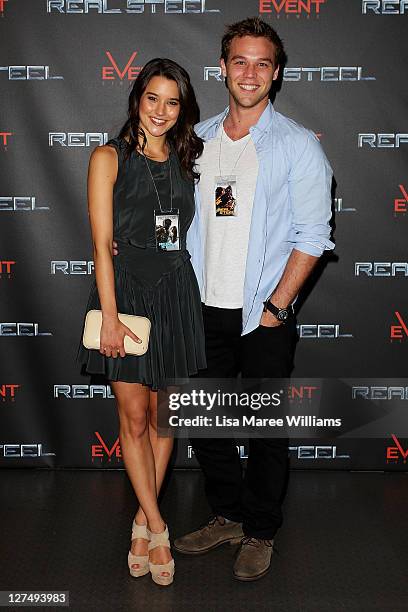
[196,122,259,308]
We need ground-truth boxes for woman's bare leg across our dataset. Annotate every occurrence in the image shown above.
[111,381,171,573]
[134,390,174,526]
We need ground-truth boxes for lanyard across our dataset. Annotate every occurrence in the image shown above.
[218,121,251,177]
[143,151,173,213]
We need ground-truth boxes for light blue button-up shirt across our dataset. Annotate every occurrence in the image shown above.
[187,101,334,336]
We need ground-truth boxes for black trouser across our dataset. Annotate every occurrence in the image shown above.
[191,304,297,540]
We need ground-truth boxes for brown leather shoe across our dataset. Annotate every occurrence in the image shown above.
[173,516,243,555]
[233,537,274,581]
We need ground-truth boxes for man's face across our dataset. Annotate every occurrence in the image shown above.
[221,35,279,110]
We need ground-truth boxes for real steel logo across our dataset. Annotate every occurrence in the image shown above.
[54,384,114,398]
[51,261,94,274]
[204,66,375,82]
[358,134,408,148]
[187,445,351,460]
[0,323,52,336]
[355,262,408,276]
[0,197,50,211]
[333,198,356,213]
[362,0,408,14]
[296,324,353,339]
[0,65,63,80]
[49,133,108,146]
[0,443,55,458]
[47,0,220,13]
[259,0,326,16]
[352,386,408,400]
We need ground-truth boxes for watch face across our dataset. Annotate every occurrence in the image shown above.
[277,309,288,321]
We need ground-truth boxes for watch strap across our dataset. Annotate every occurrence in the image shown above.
[263,300,294,320]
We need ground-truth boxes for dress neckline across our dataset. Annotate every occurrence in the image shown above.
[119,137,172,163]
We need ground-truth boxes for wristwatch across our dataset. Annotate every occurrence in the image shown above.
[263,300,294,323]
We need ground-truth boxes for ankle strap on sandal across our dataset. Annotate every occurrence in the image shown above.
[147,525,170,551]
[131,521,148,540]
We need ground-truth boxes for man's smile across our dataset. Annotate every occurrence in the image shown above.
[238,83,260,92]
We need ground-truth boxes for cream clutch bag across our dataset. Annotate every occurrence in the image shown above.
[82,310,151,356]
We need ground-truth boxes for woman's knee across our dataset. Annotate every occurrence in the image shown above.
[120,411,148,440]
[116,391,150,440]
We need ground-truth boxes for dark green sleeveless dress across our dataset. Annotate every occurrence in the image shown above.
[77,138,206,390]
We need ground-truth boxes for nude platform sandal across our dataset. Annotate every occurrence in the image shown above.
[147,524,175,586]
[127,521,150,578]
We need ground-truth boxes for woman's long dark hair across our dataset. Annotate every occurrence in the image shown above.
[119,58,203,181]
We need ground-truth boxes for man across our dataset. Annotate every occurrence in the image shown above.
[173,17,334,581]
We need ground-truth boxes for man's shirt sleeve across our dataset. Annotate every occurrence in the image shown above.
[288,131,335,257]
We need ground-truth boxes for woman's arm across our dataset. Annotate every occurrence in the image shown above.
[88,146,140,357]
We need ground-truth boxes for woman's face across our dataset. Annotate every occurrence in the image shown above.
[139,75,181,141]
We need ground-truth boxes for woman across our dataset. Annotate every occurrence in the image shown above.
[77,58,206,586]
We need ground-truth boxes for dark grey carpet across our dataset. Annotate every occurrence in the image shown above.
[0,469,407,612]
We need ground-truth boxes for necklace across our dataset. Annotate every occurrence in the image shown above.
[218,120,251,177]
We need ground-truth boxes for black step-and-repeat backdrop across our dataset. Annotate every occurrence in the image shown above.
[1,1,407,471]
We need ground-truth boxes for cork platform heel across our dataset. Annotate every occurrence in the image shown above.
[127,521,150,578]
[147,524,175,586]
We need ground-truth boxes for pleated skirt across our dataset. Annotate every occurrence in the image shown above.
[77,249,206,391]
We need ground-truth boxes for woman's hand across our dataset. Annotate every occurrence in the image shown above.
[100,316,141,358]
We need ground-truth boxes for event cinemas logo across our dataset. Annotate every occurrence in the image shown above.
[102,51,142,81]
[0,132,12,148]
[0,65,63,80]
[51,261,94,274]
[390,311,408,340]
[47,0,220,14]
[49,133,108,147]
[296,324,353,339]
[0,443,55,458]
[0,323,52,336]
[394,184,407,214]
[259,0,326,17]
[203,66,374,83]
[0,0,8,16]
[386,434,408,464]
[54,384,114,399]
[0,196,50,211]
[288,385,319,401]
[334,198,356,213]
[92,432,122,462]
[0,261,15,278]
[0,384,20,402]
[358,133,408,148]
[352,386,408,400]
[362,1,408,14]
[355,262,408,276]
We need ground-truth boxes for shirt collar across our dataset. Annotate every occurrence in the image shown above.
[210,101,275,143]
